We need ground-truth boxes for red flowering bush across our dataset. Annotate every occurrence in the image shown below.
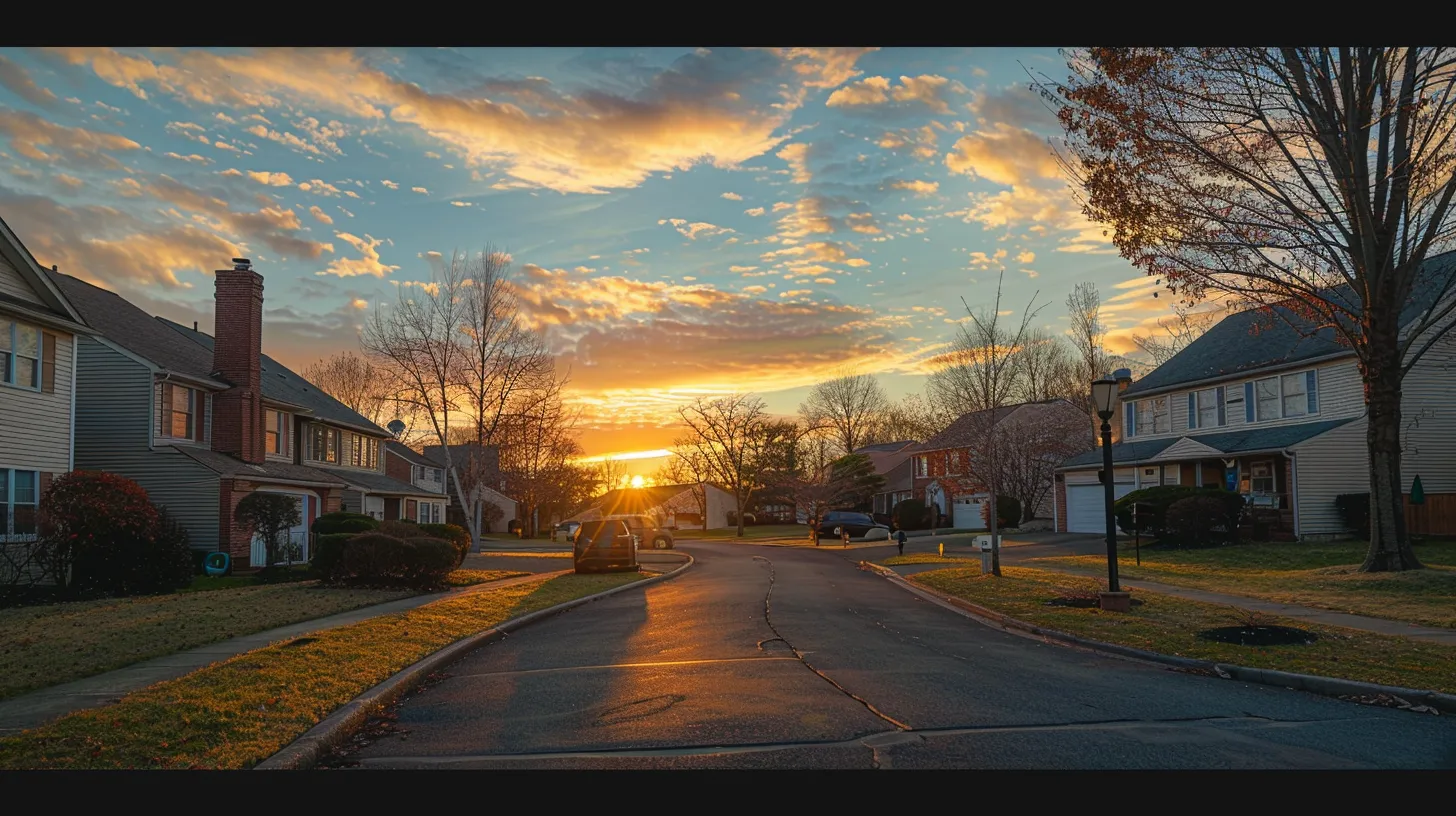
[37,471,190,595]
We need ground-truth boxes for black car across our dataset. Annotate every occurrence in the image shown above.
[813,510,889,539]
[573,519,639,574]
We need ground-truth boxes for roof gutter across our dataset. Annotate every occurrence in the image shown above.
[1122,350,1356,399]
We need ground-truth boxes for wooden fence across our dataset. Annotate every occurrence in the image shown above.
[1404,493,1456,536]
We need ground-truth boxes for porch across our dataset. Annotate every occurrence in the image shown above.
[1132,457,1296,541]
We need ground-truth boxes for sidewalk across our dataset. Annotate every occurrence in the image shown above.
[880,561,1456,647]
[0,570,568,735]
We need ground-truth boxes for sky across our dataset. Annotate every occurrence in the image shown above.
[0,46,1187,472]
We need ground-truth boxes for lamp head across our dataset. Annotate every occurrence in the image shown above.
[1091,376,1119,420]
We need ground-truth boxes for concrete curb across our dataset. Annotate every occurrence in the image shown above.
[254,554,694,770]
[859,561,1456,716]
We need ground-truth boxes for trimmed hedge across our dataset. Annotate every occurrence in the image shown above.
[1164,494,1238,548]
[313,512,379,536]
[1115,485,1246,542]
[317,532,456,589]
[892,499,928,531]
[980,495,1021,530]
[420,523,470,566]
[310,532,356,581]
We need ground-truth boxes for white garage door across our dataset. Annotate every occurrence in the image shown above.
[1066,483,1135,534]
[952,495,985,530]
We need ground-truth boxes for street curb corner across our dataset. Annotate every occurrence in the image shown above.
[253,554,694,770]
[860,560,1456,716]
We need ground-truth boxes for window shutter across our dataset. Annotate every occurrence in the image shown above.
[1123,401,1135,438]
[41,332,56,393]
[1186,393,1196,429]
[155,382,165,437]
[1306,370,1318,413]
[194,390,205,442]
[1244,382,1255,423]
[1216,387,1226,426]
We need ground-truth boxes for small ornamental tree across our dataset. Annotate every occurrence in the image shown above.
[235,492,302,572]
[38,471,160,591]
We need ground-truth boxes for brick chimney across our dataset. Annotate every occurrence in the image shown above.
[212,258,265,464]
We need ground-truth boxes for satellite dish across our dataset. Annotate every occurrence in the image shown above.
[387,419,406,438]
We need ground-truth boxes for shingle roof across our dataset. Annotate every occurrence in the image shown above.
[172,446,349,487]
[156,317,388,435]
[385,440,434,466]
[852,440,918,476]
[49,272,227,387]
[1059,417,1356,469]
[314,465,443,498]
[915,399,1072,453]
[1123,251,1456,397]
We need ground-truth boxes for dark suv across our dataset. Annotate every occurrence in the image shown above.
[573,519,640,574]
[813,510,889,538]
[613,515,674,549]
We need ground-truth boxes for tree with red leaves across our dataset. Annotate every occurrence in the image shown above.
[1039,48,1456,572]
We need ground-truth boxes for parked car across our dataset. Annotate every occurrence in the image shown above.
[572,519,639,573]
[609,515,674,549]
[554,520,581,540]
[813,510,889,539]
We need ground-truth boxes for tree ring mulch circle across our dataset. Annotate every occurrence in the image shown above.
[1197,625,1319,646]
[1045,596,1144,609]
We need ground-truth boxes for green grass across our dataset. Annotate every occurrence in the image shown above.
[0,571,650,769]
[911,564,1456,695]
[677,525,807,540]
[180,566,315,593]
[444,569,529,587]
[0,582,417,701]
[881,553,980,566]
[476,551,573,558]
[1030,538,1456,628]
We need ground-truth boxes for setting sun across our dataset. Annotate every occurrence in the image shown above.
[629,475,645,489]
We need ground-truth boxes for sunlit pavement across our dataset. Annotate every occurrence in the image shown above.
[337,541,1456,769]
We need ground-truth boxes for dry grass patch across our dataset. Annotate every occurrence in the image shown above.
[444,569,529,587]
[881,553,979,566]
[476,551,573,558]
[0,571,649,769]
[0,582,416,700]
[1032,538,1456,628]
[912,565,1456,695]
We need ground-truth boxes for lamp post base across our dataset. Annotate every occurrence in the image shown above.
[1099,591,1131,613]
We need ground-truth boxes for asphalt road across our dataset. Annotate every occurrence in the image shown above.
[332,541,1456,769]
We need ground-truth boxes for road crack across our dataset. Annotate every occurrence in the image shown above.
[753,556,911,735]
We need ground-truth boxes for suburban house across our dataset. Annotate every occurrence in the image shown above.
[420,443,517,533]
[911,399,1090,529]
[52,259,431,569]
[855,440,918,518]
[1055,256,1456,538]
[0,217,93,545]
[382,441,450,524]
[575,482,736,529]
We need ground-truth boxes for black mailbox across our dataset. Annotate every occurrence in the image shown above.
[573,519,640,575]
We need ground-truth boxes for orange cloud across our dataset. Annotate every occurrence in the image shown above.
[827,75,965,114]
[945,123,1060,186]
[0,107,139,169]
[319,232,398,278]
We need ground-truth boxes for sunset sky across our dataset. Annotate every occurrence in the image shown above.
[0,47,1186,469]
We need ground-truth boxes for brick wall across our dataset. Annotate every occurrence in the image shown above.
[385,448,412,484]
[212,267,265,464]
[1054,474,1068,532]
[218,478,255,570]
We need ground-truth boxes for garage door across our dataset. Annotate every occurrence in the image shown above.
[1066,483,1135,534]
[952,495,985,530]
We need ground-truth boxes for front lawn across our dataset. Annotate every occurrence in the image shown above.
[881,553,979,566]
[1030,538,1456,629]
[0,582,418,701]
[0,571,651,769]
[444,569,529,587]
[476,551,573,558]
[911,565,1456,695]
[678,524,807,541]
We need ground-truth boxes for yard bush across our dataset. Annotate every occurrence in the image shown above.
[130,507,196,594]
[327,532,457,589]
[235,492,302,572]
[309,532,356,582]
[38,471,161,593]
[420,523,470,566]
[1163,495,1237,548]
[892,499,928,531]
[378,519,428,540]
[1335,493,1372,539]
[980,496,1021,530]
[312,511,378,536]
[1113,485,1210,537]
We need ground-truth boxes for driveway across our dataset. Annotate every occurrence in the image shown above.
[331,541,1456,769]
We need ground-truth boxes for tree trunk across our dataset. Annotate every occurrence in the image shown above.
[1361,336,1422,572]
[736,493,746,537]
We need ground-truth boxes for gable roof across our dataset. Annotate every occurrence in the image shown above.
[914,399,1073,453]
[0,216,89,330]
[1123,251,1456,397]
[385,439,436,467]
[852,440,918,476]
[172,445,349,488]
[1059,417,1357,469]
[156,317,388,436]
[49,272,225,387]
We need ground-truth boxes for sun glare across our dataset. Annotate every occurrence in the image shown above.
[629,475,646,489]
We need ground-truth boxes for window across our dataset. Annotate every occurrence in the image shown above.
[1251,461,1275,494]
[1192,387,1224,429]
[350,433,364,467]
[309,424,340,464]
[1,469,39,538]
[947,450,963,475]
[1135,396,1170,435]
[417,501,442,524]
[266,410,288,455]
[162,383,195,439]
[0,318,41,390]
[1251,371,1317,422]
[914,456,928,478]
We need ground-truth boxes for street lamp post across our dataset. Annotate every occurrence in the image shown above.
[1091,376,1128,611]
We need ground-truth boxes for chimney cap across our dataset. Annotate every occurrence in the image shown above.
[231,258,252,270]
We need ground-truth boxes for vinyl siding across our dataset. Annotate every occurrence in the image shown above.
[1065,468,1135,486]
[0,325,74,474]
[73,337,220,549]
[1129,358,1364,441]
[1398,327,1456,494]
[0,253,43,305]
[1290,418,1369,536]
[341,488,364,514]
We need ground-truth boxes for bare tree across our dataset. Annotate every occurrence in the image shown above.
[1130,301,1223,366]
[873,392,954,443]
[302,351,394,425]
[497,377,583,538]
[992,401,1095,522]
[595,456,629,496]
[1041,47,1456,572]
[657,442,712,528]
[676,394,780,537]
[1011,328,1082,403]
[1065,281,1111,441]
[799,370,889,456]
[930,269,1043,576]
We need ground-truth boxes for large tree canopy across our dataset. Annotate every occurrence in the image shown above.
[1039,47,1456,572]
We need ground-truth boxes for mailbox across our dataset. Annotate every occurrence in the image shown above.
[573,519,641,575]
